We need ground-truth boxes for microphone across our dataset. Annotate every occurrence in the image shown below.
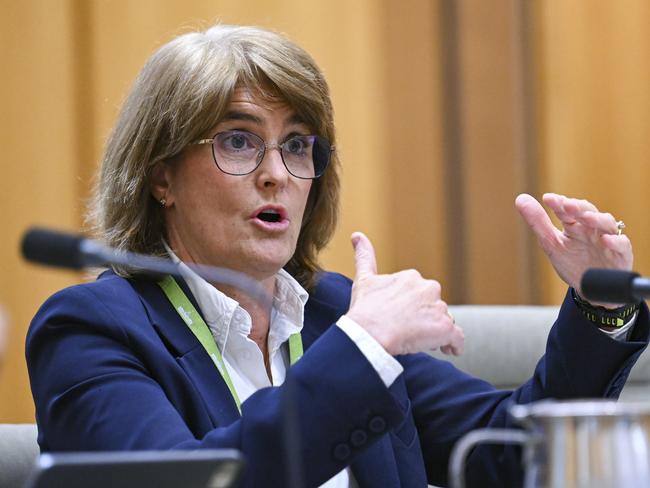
[581,268,650,304]
[22,227,112,270]
[21,227,271,308]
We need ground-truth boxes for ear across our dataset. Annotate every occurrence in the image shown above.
[149,161,174,206]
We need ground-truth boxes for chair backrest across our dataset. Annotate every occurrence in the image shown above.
[435,305,650,401]
[0,423,39,488]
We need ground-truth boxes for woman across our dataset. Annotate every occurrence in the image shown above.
[27,25,648,487]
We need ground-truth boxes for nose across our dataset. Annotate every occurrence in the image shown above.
[256,145,289,189]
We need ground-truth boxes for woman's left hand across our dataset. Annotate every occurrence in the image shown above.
[515,193,633,307]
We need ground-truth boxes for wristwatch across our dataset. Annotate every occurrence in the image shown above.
[572,289,639,328]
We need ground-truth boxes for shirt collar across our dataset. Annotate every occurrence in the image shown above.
[162,242,308,354]
[269,269,308,356]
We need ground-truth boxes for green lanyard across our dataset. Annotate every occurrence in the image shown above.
[158,275,304,412]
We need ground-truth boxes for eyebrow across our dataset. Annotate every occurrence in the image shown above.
[288,113,309,126]
[220,111,309,127]
[221,111,262,124]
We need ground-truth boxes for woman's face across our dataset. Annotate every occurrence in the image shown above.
[152,87,313,284]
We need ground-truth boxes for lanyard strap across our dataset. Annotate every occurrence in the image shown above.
[157,275,303,411]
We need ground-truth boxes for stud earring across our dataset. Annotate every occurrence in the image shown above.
[159,198,167,208]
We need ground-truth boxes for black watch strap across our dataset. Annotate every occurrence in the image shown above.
[572,289,639,328]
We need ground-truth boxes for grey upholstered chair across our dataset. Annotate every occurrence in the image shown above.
[439,305,650,400]
[0,423,38,488]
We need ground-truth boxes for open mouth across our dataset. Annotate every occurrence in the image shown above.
[257,210,282,223]
[251,206,288,228]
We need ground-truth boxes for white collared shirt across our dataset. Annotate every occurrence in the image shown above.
[165,246,402,488]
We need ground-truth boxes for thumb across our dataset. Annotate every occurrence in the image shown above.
[351,232,378,280]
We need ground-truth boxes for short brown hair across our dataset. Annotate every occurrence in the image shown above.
[88,25,340,290]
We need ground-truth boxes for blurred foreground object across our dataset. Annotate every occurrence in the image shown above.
[451,400,650,488]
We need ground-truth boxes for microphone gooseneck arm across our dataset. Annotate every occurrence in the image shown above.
[21,227,272,310]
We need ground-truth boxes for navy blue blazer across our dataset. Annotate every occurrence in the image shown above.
[27,271,649,487]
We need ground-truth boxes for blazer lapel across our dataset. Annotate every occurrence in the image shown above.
[131,276,241,426]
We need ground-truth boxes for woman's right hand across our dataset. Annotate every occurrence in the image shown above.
[346,232,464,356]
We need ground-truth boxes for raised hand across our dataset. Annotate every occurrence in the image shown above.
[346,232,464,356]
[515,193,633,307]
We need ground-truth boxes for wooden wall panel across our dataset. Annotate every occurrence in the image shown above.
[383,0,449,285]
[535,1,650,303]
[4,0,648,422]
[443,0,539,304]
[0,0,83,421]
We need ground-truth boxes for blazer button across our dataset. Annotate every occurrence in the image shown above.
[333,443,351,461]
[368,416,386,434]
[350,429,368,447]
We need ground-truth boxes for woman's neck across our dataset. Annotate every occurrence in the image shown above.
[218,278,276,381]
[167,235,278,380]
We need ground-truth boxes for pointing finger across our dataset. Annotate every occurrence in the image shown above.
[515,194,559,253]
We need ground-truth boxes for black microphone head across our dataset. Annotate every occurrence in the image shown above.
[581,268,640,304]
[21,227,86,270]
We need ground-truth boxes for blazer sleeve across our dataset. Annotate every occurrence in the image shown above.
[26,281,411,488]
[400,289,650,487]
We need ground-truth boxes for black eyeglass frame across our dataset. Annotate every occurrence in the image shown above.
[191,130,335,180]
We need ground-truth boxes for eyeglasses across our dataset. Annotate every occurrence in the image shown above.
[191,130,334,179]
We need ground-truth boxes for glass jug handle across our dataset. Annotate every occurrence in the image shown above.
[449,428,530,488]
